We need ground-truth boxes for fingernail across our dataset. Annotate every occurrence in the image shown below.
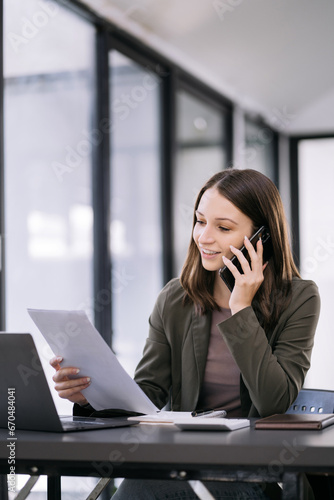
[56,356,63,362]
[74,368,80,374]
[85,377,91,383]
[244,235,248,240]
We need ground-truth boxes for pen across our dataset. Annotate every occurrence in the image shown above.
[191,409,227,418]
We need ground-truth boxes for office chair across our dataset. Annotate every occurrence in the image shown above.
[286,388,334,500]
[286,388,334,414]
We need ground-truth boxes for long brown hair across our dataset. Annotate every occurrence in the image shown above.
[180,168,300,333]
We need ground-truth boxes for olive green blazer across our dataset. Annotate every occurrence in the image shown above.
[134,277,320,418]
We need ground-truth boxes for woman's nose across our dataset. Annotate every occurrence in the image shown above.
[198,225,215,243]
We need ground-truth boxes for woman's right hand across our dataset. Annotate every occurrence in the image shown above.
[50,356,91,406]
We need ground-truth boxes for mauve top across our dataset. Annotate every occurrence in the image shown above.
[196,308,242,417]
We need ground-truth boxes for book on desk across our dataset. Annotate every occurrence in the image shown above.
[255,413,334,430]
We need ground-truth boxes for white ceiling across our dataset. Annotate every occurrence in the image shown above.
[81,0,334,135]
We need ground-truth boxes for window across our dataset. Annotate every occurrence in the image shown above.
[4,0,95,413]
[298,137,334,390]
[3,1,99,492]
[173,89,228,274]
[244,117,277,183]
[3,1,98,496]
[109,50,163,375]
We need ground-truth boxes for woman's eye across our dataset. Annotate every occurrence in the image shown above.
[196,219,205,225]
[219,226,230,232]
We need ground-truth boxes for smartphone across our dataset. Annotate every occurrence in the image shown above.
[219,225,273,292]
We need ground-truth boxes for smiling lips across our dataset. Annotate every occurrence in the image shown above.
[200,248,220,258]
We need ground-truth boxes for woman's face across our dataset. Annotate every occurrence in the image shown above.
[193,187,254,272]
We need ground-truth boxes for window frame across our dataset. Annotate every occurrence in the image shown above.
[290,132,334,269]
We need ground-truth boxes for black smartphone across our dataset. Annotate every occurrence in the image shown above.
[219,226,273,292]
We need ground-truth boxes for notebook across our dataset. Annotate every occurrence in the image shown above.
[175,418,250,431]
[255,413,334,430]
[0,333,138,432]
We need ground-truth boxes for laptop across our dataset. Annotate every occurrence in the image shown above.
[0,333,138,432]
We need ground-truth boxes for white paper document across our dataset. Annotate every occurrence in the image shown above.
[27,308,159,414]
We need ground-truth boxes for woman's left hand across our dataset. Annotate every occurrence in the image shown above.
[222,236,267,315]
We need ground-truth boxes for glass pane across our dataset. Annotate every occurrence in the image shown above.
[244,118,276,181]
[109,51,163,376]
[178,91,223,144]
[4,1,97,495]
[298,138,334,390]
[173,90,226,274]
[3,0,95,418]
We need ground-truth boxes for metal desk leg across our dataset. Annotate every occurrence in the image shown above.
[188,480,215,500]
[85,478,113,500]
[15,476,39,500]
[282,472,303,500]
[47,476,61,500]
[0,475,8,500]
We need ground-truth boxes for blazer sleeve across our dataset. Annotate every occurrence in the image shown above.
[134,284,173,410]
[218,279,320,417]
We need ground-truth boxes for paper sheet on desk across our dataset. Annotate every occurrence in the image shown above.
[27,309,158,414]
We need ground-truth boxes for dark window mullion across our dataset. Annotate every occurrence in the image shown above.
[224,106,233,169]
[160,68,176,283]
[289,137,300,269]
[93,29,112,345]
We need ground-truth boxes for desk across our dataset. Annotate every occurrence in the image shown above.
[1,422,334,499]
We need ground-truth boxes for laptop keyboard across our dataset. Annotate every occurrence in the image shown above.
[62,420,106,429]
[61,417,107,429]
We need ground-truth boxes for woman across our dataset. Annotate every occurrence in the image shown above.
[51,169,320,499]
